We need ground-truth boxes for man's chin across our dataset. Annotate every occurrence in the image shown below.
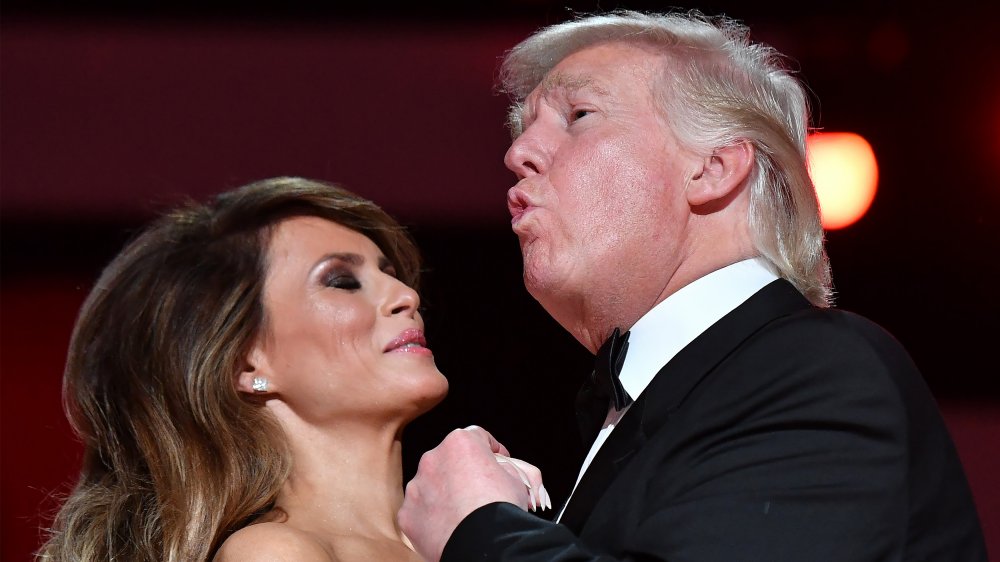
[523,269,566,308]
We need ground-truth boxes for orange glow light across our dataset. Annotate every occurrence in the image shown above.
[806,132,879,230]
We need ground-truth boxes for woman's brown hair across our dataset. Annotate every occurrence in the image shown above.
[37,177,421,561]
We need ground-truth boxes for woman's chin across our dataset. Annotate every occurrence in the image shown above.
[403,378,449,420]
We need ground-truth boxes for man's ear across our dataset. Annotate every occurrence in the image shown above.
[236,344,274,395]
[686,141,754,207]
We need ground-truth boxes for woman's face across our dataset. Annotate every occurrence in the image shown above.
[250,215,447,425]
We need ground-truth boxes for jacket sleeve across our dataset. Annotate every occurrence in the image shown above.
[443,502,612,561]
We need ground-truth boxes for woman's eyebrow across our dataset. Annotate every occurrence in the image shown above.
[311,252,364,274]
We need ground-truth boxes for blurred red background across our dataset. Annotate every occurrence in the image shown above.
[3,2,998,559]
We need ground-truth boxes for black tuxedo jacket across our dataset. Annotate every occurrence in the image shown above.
[443,280,987,561]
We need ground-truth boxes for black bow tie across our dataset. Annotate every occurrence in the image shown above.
[575,327,632,445]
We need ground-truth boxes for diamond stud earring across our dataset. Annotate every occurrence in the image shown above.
[251,376,269,393]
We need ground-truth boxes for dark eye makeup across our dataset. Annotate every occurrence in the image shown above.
[319,255,397,291]
[323,268,361,290]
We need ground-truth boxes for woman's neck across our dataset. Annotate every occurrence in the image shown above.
[271,410,411,544]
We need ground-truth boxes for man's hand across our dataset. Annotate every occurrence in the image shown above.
[398,426,549,562]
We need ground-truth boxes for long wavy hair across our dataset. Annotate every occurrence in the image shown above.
[37,177,422,561]
[500,10,832,307]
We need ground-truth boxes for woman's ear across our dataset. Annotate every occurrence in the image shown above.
[686,141,754,207]
[236,344,275,395]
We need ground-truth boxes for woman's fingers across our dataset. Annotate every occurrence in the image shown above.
[494,453,551,511]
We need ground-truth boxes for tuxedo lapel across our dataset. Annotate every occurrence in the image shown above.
[559,394,647,533]
[558,279,810,534]
[637,279,809,432]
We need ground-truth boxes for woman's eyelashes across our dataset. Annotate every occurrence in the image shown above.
[321,261,396,291]
[323,269,361,290]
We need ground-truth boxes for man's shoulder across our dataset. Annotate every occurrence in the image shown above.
[753,304,911,365]
[700,304,919,414]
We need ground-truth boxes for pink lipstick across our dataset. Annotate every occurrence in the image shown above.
[384,328,432,356]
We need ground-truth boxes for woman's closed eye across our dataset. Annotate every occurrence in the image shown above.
[324,271,361,290]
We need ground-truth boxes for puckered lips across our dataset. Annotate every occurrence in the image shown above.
[507,185,535,226]
[384,328,431,356]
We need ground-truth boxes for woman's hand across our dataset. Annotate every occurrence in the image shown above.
[397,425,549,562]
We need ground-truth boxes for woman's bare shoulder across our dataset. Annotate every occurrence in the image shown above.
[214,522,336,562]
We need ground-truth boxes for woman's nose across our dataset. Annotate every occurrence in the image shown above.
[384,278,419,318]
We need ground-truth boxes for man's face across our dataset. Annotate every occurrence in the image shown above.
[504,42,700,337]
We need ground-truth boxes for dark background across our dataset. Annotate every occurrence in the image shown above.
[2,1,998,560]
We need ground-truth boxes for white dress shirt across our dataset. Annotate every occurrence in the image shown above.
[557,258,779,521]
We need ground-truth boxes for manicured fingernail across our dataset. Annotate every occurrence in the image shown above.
[541,485,550,510]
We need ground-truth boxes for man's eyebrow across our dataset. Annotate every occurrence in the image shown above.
[536,72,610,98]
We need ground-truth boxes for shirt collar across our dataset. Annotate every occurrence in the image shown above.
[617,258,779,400]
